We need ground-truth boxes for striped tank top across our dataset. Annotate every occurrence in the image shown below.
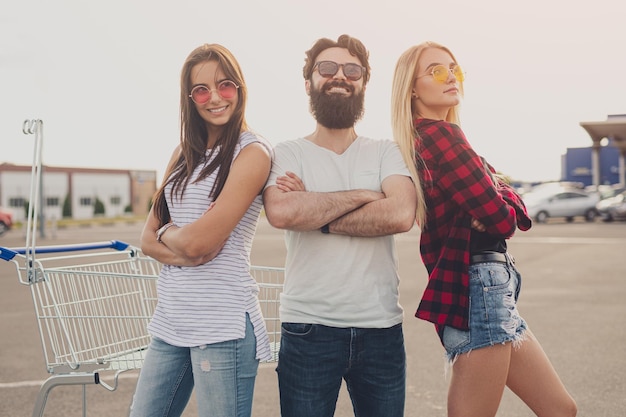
[148,131,272,361]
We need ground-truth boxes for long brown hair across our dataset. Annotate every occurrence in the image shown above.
[152,44,248,226]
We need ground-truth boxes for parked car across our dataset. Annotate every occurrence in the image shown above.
[596,190,626,222]
[0,207,14,236]
[522,188,600,223]
[588,185,626,200]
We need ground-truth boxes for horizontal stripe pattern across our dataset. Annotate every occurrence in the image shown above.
[148,132,272,361]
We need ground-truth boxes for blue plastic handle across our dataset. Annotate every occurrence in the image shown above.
[0,240,130,261]
[0,247,19,261]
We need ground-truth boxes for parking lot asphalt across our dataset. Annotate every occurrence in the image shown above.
[1,217,625,416]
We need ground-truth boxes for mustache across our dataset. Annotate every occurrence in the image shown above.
[323,80,354,93]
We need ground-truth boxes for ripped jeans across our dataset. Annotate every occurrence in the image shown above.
[129,313,259,417]
[442,255,527,362]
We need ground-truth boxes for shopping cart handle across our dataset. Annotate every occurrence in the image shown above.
[0,240,131,260]
[0,247,19,261]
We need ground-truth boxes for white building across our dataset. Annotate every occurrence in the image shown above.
[0,163,157,223]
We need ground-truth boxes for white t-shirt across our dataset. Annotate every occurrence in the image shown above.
[149,131,272,361]
[265,136,410,328]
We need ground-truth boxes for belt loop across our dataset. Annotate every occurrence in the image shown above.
[505,252,515,265]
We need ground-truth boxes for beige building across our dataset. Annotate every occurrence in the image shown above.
[0,163,156,223]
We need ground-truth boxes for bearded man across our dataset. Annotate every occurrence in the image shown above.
[262,34,419,417]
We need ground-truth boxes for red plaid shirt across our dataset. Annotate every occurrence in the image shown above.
[414,118,531,339]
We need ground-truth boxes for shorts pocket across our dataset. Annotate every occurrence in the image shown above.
[470,263,512,293]
[442,325,471,353]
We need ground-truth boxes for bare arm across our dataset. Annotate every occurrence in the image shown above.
[263,172,384,231]
[265,171,416,236]
[141,145,209,266]
[142,143,271,265]
[330,174,417,237]
[140,204,225,266]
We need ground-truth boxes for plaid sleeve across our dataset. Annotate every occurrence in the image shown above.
[433,123,522,238]
[483,156,532,232]
[498,180,532,231]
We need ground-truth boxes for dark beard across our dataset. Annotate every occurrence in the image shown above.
[309,81,365,129]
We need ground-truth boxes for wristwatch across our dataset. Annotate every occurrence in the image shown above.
[156,222,175,243]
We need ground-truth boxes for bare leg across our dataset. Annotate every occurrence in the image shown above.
[506,329,577,417]
[448,343,511,417]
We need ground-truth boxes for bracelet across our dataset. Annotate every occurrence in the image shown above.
[156,222,175,243]
[320,223,330,234]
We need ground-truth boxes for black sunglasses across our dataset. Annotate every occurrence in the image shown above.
[313,61,366,81]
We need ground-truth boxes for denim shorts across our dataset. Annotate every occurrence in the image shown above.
[442,254,527,362]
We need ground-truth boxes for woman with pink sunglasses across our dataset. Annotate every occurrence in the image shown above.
[129,44,272,417]
[391,41,577,417]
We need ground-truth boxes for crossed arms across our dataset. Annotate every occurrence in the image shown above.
[263,171,417,237]
[140,142,271,266]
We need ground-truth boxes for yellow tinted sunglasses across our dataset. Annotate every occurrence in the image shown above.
[419,65,465,83]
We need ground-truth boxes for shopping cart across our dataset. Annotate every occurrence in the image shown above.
[0,240,284,417]
[1,120,284,417]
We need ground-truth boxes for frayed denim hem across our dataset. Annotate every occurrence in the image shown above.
[443,327,529,379]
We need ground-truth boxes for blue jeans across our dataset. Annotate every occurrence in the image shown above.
[277,322,406,417]
[129,314,259,417]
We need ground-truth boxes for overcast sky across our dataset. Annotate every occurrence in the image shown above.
[2,0,624,183]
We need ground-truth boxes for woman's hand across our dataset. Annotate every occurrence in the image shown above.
[471,218,486,232]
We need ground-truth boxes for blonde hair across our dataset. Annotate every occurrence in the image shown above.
[391,41,464,226]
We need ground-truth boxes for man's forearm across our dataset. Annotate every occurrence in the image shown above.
[264,187,384,231]
[329,197,416,237]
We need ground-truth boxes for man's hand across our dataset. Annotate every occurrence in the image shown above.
[276,171,306,192]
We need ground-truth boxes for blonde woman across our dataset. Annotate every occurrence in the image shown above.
[391,41,577,417]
